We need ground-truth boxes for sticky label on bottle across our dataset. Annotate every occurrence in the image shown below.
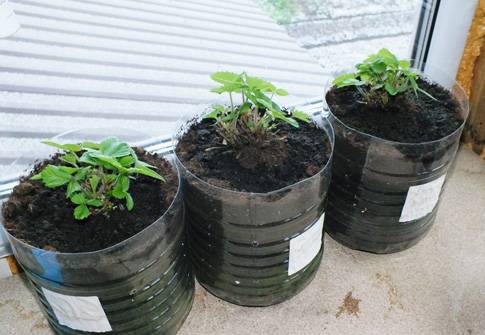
[42,288,112,333]
[288,213,324,276]
[399,175,446,223]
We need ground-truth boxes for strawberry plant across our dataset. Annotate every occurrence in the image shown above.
[31,137,164,220]
[206,71,310,148]
[333,48,435,107]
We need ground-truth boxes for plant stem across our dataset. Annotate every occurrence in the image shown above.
[229,92,234,113]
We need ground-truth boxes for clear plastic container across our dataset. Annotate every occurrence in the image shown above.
[324,75,469,254]
[174,113,334,306]
[1,129,194,334]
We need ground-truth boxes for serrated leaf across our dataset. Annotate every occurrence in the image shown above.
[81,141,101,150]
[291,111,311,123]
[31,173,42,180]
[275,88,288,96]
[246,76,275,93]
[99,137,132,158]
[40,165,72,188]
[58,166,78,175]
[79,152,98,166]
[74,204,90,220]
[125,193,134,211]
[204,109,220,120]
[119,156,135,167]
[111,177,127,199]
[71,193,86,204]
[67,180,82,197]
[211,86,227,94]
[333,73,363,87]
[384,82,398,95]
[60,153,78,166]
[41,140,82,152]
[211,71,241,85]
[111,187,126,200]
[86,199,103,207]
[130,165,165,181]
[89,175,100,192]
[75,167,91,181]
[119,175,130,192]
[90,153,126,172]
[370,60,386,74]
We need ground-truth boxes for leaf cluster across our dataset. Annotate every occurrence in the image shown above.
[206,71,310,146]
[333,48,435,106]
[32,137,164,220]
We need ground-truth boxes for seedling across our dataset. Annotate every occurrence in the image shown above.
[206,71,310,147]
[333,48,436,107]
[31,137,164,220]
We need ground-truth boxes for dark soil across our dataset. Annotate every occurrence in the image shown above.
[176,118,331,193]
[1,149,178,253]
[326,79,464,143]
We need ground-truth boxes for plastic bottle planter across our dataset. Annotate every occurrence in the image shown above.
[175,114,334,307]
[324,83,469,254]
[1,131,194,335]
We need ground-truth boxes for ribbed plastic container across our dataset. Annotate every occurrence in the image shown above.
[324,78,469,254]
[1,129,194,334]
[175,114,334,306]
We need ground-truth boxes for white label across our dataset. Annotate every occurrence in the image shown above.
[42,288,112,333]
[288,213,324,276]
[0,258,12,279]
[399,175,446,223]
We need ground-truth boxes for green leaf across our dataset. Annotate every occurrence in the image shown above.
[81,141,101,150]
[40,165,72,188]
[119,175,130,192]
[99,137,132,158]
[86,199,103,207]
[275,88,288,96]
[370,60,386,74]
[41,140,82,152]
[246,75,276,93]
[378,48,399,66]
[384,83,398,95]
[131,165,165,181]
[291,111,311,123]
[399,60,410,69]
[31,173,42,180]
[74,204,90,220]
[211,71,241,85]
[125,193,134,211]
[210,86,227,94]
[111,187,126,200]
[204,110,220,120]
[119,156,135,167]
[75,167,91,181]
[89,175,100,192]
[60,153,78,166]
[67,180,82,197]
[79,152,98,166]
[71,193,86,205]
[104,174,117,184]
[89,153,127,172]
[333,73,363,87]
[58,166,78,175]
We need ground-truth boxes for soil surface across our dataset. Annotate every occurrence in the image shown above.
[326,79,464,143]
[176,118,331,193]
[1,149,178,253]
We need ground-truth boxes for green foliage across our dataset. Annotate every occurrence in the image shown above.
[31,137,164,220]
[206,71,310,146]
[333,48,436,106]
